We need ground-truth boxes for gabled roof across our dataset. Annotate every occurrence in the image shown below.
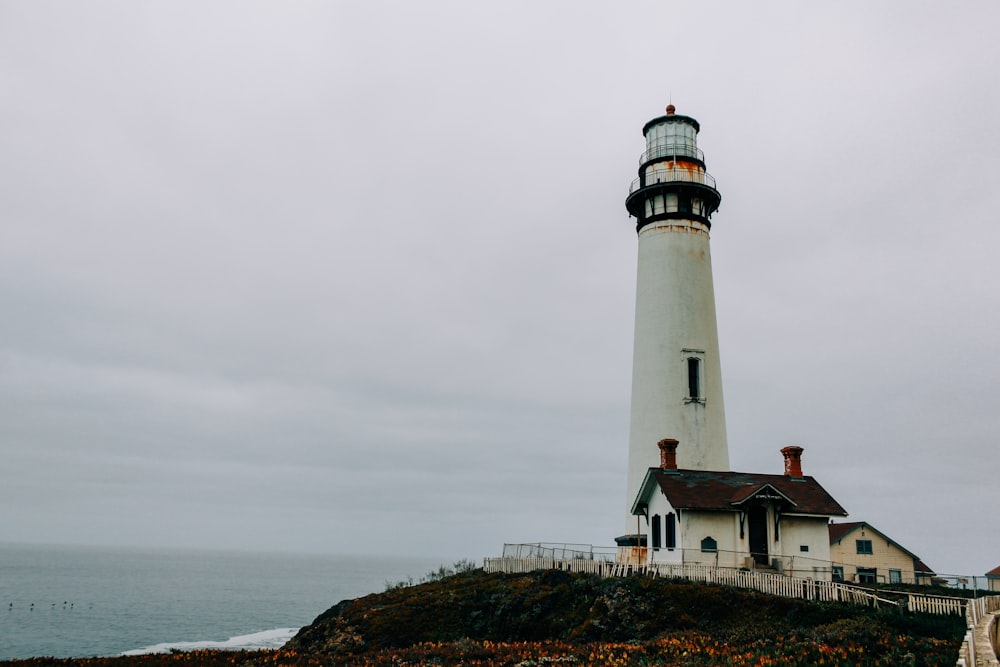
[986,565,1000,577]
[632,468,848,517]
[729,482,796,506]
[827,521,935,574]
[828,521,864,543]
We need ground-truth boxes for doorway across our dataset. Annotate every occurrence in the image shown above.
[748,506,769,566]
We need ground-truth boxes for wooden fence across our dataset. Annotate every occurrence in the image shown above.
[956,594,1000,667]
[487,557,999,613]
[485,556,902,608]
[485,556,1000,665]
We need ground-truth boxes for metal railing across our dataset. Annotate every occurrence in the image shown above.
[502,542,617,562]
[485,556,907,609]
[628,168,717,195]
[493,545,1000,665]
[640,143,704,164]
[486,550,995,619]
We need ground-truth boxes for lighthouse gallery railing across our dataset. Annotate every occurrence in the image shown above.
[628,168,717,194]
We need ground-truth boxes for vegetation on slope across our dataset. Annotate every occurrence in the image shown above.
[283,568,964,665]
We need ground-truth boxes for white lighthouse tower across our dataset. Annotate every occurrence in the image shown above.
[623,106,730,526]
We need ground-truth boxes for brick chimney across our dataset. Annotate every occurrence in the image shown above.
[658,438,679,471]
[781,446,804,478]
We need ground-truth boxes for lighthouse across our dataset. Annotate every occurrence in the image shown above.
[623,106,730,526]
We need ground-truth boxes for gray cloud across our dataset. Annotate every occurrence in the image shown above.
[1,1,998,575]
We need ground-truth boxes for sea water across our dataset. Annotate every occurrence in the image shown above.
[0,542,444,660]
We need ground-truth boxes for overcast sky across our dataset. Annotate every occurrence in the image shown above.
[1,2,998,577]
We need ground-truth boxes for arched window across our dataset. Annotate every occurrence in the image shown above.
[651,514,661,549]
[665,513,676,549]
[700,536,717,553]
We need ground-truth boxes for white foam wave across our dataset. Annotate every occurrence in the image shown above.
[121,627,299,655]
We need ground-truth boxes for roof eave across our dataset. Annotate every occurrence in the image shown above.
[630,469,662,515]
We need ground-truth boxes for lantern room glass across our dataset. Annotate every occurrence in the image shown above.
[645,121,698,159]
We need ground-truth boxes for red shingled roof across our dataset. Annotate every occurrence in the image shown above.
[643,468,848,516]
[828,521,864,543]
[987,565,1000,577]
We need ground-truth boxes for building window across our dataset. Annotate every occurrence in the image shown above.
[652,194,665,215]
[700,536,717,553]
[856,539,873,555]
[651,514,661,549]
[857,567,877,584]
[832,566,844,582]
[665,513,676,549]
[889,569,902,584]
[687,357,701,400]
[799,545,809,552]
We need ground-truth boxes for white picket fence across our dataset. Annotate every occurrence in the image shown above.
[484,555,1000,665]
[956,594,1000,667]
[484,556,901,608]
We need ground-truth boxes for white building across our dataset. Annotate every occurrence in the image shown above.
[629,441,847,580]
[617,109,847,579]
[622,106,729,535]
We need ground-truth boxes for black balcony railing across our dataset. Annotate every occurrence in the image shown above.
[628,168,717,194]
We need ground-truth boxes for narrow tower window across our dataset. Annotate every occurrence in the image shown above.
[687,357,701,400]
[651,514,661,549]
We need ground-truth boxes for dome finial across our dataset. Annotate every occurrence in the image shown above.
[666,104,676,115]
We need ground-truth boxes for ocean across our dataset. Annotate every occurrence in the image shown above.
[0,542,445,660]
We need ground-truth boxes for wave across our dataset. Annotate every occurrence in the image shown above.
[121,627,300,655]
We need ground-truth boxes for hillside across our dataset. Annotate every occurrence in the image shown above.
[285,568,964,665]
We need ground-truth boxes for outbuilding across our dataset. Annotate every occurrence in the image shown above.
[828,521,935,585]
[985,565,1000,592]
